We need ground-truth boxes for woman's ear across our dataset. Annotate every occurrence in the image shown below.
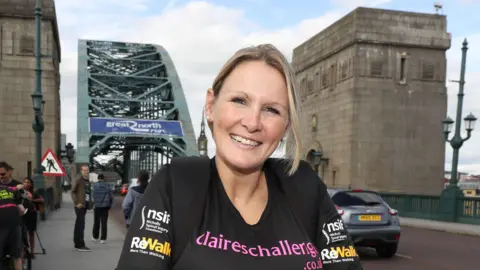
[205,88,215,122]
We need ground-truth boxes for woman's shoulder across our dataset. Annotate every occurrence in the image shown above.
[266,158,318,180]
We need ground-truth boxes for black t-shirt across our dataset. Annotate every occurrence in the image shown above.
[0,185,22,227]
[2,179,21,187]
[117,161,362,270]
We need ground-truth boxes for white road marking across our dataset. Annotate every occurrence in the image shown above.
[395,253,413,259]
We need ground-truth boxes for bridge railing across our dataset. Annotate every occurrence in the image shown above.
[457,197,480,225]
[379,192,480,225]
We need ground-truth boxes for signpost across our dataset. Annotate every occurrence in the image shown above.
[41,148,66,177]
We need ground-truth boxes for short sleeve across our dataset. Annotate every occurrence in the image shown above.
[316,182,363,269]
[116,165,173,270]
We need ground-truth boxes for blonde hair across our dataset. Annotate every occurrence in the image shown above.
[208,44,303,175]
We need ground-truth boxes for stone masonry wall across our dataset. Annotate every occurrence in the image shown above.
[0,1,61,188]
[292,7,450,195]
[296,45,356,187]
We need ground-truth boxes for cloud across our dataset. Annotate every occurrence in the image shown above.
[56,1,480,174]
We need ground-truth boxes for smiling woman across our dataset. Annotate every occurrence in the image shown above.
[116,44,363,270]
[205,44,302,176]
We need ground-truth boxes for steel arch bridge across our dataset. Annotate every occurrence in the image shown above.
[76,39,198,183]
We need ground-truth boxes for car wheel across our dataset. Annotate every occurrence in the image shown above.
[376,243,398,258]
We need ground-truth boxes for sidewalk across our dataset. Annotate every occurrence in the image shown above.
[400,217,480,236]
[33,192,125,269]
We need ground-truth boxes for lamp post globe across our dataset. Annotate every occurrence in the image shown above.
[66,143,75,163]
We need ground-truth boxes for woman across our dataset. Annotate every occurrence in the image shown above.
[116,44,363,269]
[122,170,150,229]
[23,177,44,259]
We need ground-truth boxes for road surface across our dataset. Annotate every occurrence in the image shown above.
[111,195,478,269]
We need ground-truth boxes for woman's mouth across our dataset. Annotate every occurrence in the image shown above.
[230,134,262,147]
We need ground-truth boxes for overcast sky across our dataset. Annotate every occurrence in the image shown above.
[55,0,480,174]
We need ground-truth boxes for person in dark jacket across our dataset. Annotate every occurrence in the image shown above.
[91,174,113,244]
[71,164,92,252]
[122,170,149,228]
[115,44,363,270]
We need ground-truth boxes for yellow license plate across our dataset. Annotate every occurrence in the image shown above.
[358,215,381,221]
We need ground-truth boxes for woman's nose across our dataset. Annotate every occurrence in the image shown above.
[241,110,262,132]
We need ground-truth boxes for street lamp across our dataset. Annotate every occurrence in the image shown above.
[440,39,477,222]
[464,113,477,132]
[65,143,75,163]
[31,0,44,189]
[310,150,329,173]
[444,39,477,188]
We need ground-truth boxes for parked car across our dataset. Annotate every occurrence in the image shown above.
[327,188,401,258]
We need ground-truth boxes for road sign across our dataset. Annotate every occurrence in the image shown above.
[41,148,66,176]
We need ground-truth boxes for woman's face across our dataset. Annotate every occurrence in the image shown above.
[206,60,289,172]
[24,179,32,189]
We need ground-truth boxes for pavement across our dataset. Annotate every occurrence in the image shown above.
[399,217,480,236]
[33,192,125,270]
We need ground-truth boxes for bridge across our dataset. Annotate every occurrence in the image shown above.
[75,39,199,183]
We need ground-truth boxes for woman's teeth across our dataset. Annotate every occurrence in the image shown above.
[230,135,260,146]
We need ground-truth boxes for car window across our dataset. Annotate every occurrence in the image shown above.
[331,191,384,207]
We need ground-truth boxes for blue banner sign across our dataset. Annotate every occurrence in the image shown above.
[89,118,184,137]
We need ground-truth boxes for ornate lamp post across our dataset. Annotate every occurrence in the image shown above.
[440,38,477,222]
[66,143,75,163]
[31,0,45,189]
[443,39,477,187]
[310,150,329,174]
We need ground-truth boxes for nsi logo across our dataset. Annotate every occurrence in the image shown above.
[140,206,171,230]
[326,219,344,232]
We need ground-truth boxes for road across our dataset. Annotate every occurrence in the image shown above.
[111,195,479,269]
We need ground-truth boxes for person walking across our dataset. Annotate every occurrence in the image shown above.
[122,170,149,229]
[91,174,113,244]
[71,164,92,252]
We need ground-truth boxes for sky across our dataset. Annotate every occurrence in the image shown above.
[54,0,480,175]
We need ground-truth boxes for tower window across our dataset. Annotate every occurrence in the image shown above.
[422,62,435,80]
[370,60,383,77]
[400,57,406,81]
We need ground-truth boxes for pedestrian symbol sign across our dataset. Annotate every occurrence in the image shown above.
[41,148,66,176]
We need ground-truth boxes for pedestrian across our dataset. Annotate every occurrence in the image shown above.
[71,164,92,252]
[91,174,113,244]
[122,170,149,229]
[116,44,363,269]
[22,177,44,259]
[0,162,25,270]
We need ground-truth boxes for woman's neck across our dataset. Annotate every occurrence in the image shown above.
[215,157,267,204]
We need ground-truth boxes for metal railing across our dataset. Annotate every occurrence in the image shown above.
[380,192,480,225]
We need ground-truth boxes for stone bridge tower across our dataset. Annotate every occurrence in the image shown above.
[0,0,61,188]
[292,7,451,195]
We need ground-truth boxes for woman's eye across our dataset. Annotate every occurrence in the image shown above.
[231,97,246,104]
[265,107,280,115]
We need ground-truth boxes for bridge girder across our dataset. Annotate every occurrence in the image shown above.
[76,39,198,181]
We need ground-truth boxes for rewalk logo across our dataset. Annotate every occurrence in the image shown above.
[130,236,171,259]
[320,246,358,265]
